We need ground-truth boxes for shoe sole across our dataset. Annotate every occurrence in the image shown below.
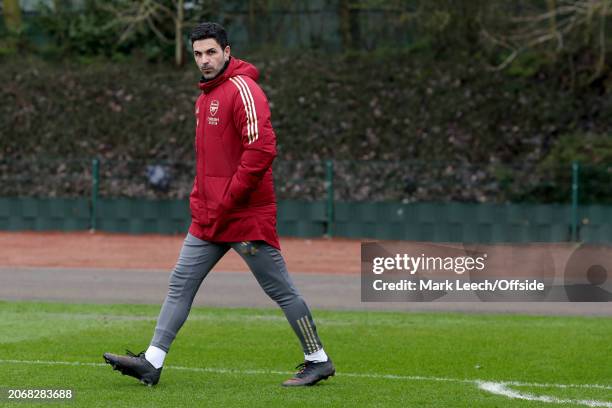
[103,354,155,387]
[140,379,154,387]
[312,370,335,385]
[282,370,335,387]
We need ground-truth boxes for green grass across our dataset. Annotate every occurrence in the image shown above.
[0,301,610,407]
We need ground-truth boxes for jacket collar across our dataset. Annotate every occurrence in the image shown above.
[198,58,233,93]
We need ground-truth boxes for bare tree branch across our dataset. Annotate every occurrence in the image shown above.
[482,0,611,76]
[146,15,173,43]
[592,0,609,80]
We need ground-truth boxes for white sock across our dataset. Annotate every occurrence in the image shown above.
[145,345,166,369]
[304,348,328,363]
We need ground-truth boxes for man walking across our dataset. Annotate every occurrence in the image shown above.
[103,22,334,387]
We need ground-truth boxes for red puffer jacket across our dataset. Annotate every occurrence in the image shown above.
[188,57,280,249]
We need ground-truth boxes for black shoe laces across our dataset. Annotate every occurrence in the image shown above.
[125,349,146,358]
[295,361,315,375]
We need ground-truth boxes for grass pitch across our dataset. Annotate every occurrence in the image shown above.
[0,301,610,407]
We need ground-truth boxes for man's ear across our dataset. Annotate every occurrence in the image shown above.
[224,46,231,62]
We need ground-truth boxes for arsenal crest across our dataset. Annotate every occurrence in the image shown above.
[210,100,219,116]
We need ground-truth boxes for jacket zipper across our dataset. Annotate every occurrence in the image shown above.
[196,93,207,213]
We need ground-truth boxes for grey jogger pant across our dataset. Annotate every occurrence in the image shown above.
[150,233,323,355]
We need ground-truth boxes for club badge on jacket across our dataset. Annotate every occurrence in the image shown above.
[208,100,220,125]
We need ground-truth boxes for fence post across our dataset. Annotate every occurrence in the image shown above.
[91,158,99,231]
[570,161,579,242]
[325,159,334,237]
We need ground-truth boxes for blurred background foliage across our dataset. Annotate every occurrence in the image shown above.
[1,0,611,203]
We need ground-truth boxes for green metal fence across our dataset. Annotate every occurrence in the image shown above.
[0,158,610,242]
[1,197,612,243]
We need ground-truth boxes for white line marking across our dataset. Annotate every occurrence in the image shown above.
[479,381,612,408]
[0,359,610,393]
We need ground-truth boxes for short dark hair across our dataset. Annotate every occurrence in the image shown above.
[190,22,229,49]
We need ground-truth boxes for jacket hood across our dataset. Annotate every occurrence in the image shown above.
[198,57,259,93]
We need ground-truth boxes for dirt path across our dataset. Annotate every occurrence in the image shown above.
[1,232,610,315]
[0,231,360,274]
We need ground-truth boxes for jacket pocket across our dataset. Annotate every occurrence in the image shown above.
[189,197,209,225]
[205,176,231,212]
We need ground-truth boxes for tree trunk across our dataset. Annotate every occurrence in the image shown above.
[175,0,184,67]
[546,0,557,37]
[2,0,22,33]
[339,0,360,51]
[247,0,257,48]
[339,0,351,50]
[546,0,559,60]
[592,0,609,81]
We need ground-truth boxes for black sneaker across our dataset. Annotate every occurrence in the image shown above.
[103,350,162,386]
[282,359,335,386]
